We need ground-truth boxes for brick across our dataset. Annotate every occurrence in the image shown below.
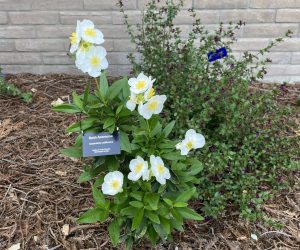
[291,53,300,64]
[107,65,132,76]
[9,11,59,25]
[42,52,73,65]
[243,24,298,38]
[220,10,275,23]
[15,39,68,52]
[271,39,300,52]
[249,51,292,64]
[101,25,129,38]
[84,0,136,10]
[32,0,83,10]
[0,0,33,10]
[250,0,300,8]
[0,12,8,24]
[138,0,192,9]
[113,39,136,52]
[107,52,131,65]
[194,0,247,9]
[265,65,300,76]
[60,11,112,25]
[173,10,219,24]
[276,9,300,23]
[0,40,15,51]
[112,11,142,25]
[0,26,36,38]
[36,25,74,38]
[261,76,296,83]
[1,65,80,75]
[203,24,244,38]
[231,38,270,51]
[0,53,42,64]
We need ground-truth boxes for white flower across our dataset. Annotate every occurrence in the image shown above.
[128,156,150,181]
[179,129,205,155]
[102,171,124,196]
[128,72,155,94]
[139,95,167,120]
[51,98,64,106]
[150,155,171,185]
[80,19,104,44]
[80,46,108,77]
[144,82,155,101]
[176,142,182,150]
[70,20,82,54]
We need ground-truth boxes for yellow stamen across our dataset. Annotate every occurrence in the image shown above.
[157,164,164,175]
[111,180,120,190]
[136,81,146,90]
[90,56,100,67]
[85,27,96,37]
[136,94,144,103]
[134,163,144,173]
[79,41,91,52]
[70,32,77,45]
[186,140,194,150]
[148,100,158,111]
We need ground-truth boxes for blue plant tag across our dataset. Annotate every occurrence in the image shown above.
[82,132,121,157]
[208,47,228,62]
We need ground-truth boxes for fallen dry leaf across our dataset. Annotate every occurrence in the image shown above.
[8,243,21,250]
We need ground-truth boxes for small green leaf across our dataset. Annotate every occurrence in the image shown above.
[60,146,82,158]
[132,208,144,230]
[174,202,188,207]
[121,206,137,217]
[108,219,120,247]
[108,77,127,100]
[77,208,107,224]
[176,207,204,221]
[144,193,159,210]
[72,91,83,110]
[162,152,184,161]
[175,187,196,203]
[146,210,160,224]
[120,131,131,153]
[129,201,144,208]
[77,170,94,183]
[160,216,171,234]
[147,225,158,246]
[100,71,109,97]
[53,104,81,113]
[83,82,90,105]
[103,117,116,129]
[163,121,175,137]
[92,186,106,209]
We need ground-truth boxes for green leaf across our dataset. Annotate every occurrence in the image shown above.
[100,71,109,97]
[108,77,127,100]
[163,121,175,137]
[60,146,82,158]
[77,208,108,224]
[53,104,81,113]
[150,122,162,137]
[146,210,160,224]
[103,117,116,129]
[120,131,131,153]
[162,152,184,161]
[160,217,171,234]
[147,225,158,246]
[176,207,204,221]
[105,156,120,171]
[92,186,106,209]
[129,201,144,208]
[66,118,98,133]
[174,202,188,207]
[144,193,159,210]
[121,206,137,217]
[132,208,144,230]
[72,91,83,110]
[83,82,90,105]
[108,219,120,247]
[77,170,94,183]
[175,187,196,203]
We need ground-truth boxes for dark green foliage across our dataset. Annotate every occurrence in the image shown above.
[121,0,299,220]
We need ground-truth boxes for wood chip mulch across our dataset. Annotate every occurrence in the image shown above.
[0,74,299,250]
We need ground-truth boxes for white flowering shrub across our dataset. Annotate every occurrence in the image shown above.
[54,20,206,248]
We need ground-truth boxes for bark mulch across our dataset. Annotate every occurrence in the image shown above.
[0,74,299,250]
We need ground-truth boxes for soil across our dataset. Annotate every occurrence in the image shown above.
[0,74,299,250]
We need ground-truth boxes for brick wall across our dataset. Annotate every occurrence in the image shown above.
[0,0,299,82]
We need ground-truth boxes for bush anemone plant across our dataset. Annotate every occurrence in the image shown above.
[54,20,206,248]
[121,0,299,221]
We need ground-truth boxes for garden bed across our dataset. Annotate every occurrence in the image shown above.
[1,74,299,250]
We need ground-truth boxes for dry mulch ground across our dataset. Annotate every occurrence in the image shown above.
[0,74,299,250]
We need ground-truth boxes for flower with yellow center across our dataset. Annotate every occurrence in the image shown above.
[80,46,108,77]
[128,72,155,94]
[70,20,82,54]
[139,95,167,120]
[177,129,206,156]
[102,171,124,195]
[128,156,149,181]
[80,19,104,44]
[150,155,170,185]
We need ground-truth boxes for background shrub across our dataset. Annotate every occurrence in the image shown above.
[120,0,299,220]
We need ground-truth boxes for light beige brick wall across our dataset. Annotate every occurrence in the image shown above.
[0,0,299,82]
